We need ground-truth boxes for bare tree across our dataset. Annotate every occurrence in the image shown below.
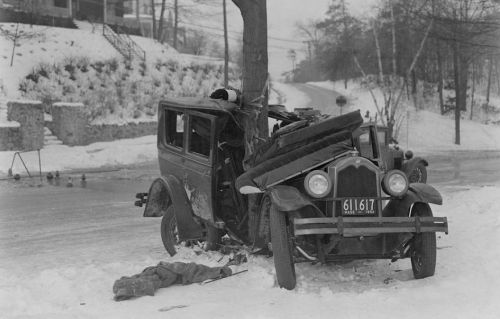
[223,0,229,87]
[157,0,167,42]
[430,0,498,144]
[185,30,207,55]
[150,0,157,39]
[0,23,42,67]
[355,16,433,140]
[173,0,179,49]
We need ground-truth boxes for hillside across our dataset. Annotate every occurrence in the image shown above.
[0,23,232,124]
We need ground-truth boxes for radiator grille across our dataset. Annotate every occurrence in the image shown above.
[331,163,380,216]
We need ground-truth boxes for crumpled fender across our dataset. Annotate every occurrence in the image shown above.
[143,176,203,240]
[383,183,442,217]
[268,185,315,212]
[402,157,428,176]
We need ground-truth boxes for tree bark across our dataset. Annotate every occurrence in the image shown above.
[232,0,269,143]
[223,0,229,87]
[436,43,444,114]
[232,0,269,244]
[486,57,493,104]
[173,0,178,49]
[470,63,475,120]
[453,40,461,145]
[157,0,166,43]
[150,0,156,40]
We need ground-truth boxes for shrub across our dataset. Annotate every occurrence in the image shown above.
[20,56,237,122]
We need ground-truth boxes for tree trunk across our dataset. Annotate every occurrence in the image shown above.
[436,43,445,114]
[223,0,229,87]
[232,0,269,244]
[459,55,468,112]
[470,63,475,120]
[486,57,493,104]
[453,41,461,145]
[150,0,156,40]
[173,0,178,49]
[495,60,500,95]
[157,0,166,43]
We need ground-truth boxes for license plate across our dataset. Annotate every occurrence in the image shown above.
[341,198,376,216]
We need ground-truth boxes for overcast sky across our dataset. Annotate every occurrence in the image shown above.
[227,0,378,78]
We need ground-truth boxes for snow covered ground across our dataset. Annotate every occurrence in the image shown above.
[0,135,157,176]
[308,80,500,153]
[1,24,500,317]
[0,82,499,318]
[0,182,499,318]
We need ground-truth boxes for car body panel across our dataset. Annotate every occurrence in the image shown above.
[143,176,204,240]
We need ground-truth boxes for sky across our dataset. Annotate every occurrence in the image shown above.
[224,0,378,78]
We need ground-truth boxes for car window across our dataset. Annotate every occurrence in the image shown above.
[165,110,184,149]
[359,131,374,158]
[188,115,211,158]
[377,130,386,146]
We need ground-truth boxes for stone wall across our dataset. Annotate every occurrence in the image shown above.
[51,102,87,146]
[0,124,22,151]
[47,102,157,146]
[7,100,44,150]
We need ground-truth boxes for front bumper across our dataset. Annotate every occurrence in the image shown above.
[293,216,448,236]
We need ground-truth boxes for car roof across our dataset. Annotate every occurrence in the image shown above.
[159,97,239,114]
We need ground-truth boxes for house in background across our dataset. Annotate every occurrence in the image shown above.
[0,0,131,24]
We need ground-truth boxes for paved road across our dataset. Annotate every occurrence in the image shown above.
[0,164,165,272]
[290,83,354,116]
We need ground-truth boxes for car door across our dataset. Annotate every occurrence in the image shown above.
[182,110,217,223]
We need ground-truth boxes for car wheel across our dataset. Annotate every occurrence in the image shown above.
[161,206,179,256]
[408,163,427,183]
[270,204,296,290]
[410,204,436,279]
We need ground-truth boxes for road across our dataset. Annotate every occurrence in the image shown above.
[289,83,355,116]
[0,165,165,272]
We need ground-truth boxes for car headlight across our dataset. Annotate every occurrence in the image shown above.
[382,170,409,197]
[304,170,331,198]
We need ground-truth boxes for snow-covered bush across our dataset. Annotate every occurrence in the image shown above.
[19,56,237,123]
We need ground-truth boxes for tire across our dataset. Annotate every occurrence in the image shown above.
[410,204,436,279]
[408,163,427,183]
[270,204,296,290]
[160,206,179,257]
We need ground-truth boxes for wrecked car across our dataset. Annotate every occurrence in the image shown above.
[135,96,448,290]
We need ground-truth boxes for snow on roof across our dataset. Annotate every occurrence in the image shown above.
[0,120,20,128]
[7,99,42,105]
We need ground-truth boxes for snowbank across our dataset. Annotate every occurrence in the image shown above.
[0,135,157,175]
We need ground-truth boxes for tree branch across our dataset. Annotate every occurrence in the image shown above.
[353,55,385,125]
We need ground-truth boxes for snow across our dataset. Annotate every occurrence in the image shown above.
[272,81,311,109]
[307,80,500,154]
[1,23,500,319]
[52,102,85,108]
[0,23,121,98]
[0,183,499,318]
[0,135,157,175]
